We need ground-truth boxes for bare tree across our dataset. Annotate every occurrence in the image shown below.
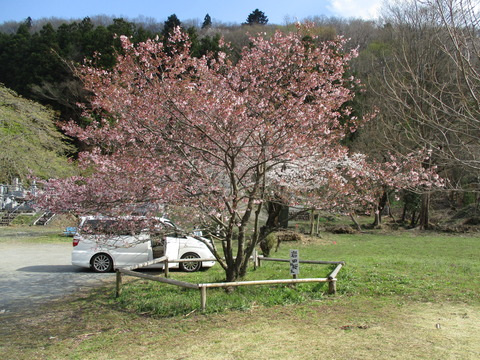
[354,0,480,227]
[427,0,480,171]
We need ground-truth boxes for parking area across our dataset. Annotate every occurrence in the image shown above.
[0,242,112,314]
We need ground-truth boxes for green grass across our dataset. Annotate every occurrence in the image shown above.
[112,231,480,317]
[0,225,69,243]
[115,259,332,316]
[318,232,480,303]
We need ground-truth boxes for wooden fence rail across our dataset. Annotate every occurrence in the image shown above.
[115,255,345,311]
[258,257,345,265]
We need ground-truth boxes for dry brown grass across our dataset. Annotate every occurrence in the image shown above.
[1,291,479,360]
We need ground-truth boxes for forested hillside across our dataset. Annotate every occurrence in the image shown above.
[0,15,222,125]
[0,11,375,126]
[1,1,479,228]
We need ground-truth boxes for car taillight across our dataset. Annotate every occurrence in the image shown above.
[73,238,80,247]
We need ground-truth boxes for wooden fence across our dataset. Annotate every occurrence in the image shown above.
[115,253,345,311]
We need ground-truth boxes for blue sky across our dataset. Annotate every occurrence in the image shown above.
[1,0,383,25]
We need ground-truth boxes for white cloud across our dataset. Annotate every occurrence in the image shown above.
[328,0,382,19]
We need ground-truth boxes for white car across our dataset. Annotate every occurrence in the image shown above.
[71,216,215,273]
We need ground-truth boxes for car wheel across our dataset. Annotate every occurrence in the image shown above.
[180,252,201,272]
[91,253,113,273]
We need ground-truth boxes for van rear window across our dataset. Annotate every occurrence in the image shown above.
[81,220,141,235]
[80,218,174,235]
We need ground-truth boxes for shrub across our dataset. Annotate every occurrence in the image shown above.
[260,230,302,256]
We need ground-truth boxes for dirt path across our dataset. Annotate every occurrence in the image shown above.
[0,242,112,314]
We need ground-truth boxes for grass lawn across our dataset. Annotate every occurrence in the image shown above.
[1,229,479,359]
[0,224,71,244]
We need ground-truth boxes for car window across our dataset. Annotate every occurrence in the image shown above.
[81,219,145,235]
[80,218,177,236]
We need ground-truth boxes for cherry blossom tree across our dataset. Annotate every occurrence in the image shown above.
[38,25,437,281]
[267,150,443,228]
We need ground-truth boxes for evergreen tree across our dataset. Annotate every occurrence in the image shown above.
[202,14,212,29]
[25,16,33,29]
[245,9,268,25]
[162,14,182,38]
[191,33,221,58]
[0,22,33,95]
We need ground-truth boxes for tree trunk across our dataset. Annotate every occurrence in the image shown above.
[373,204,381,227]
[265,199,284,230]
[225,266,237,283]
[410,209,417,228]
[373,191,388,227]
[418,192,431,230]
[309,209,315,235]
[316,213,321,236]
[350,213,362,231]
[401,202,407,223]
[259,197,286,258]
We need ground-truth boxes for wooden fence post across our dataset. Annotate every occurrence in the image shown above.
[116,271,123,298]
[200,286,207,311]
[327,263,343,294]
[164,258,169,278]
[328,279,337,294]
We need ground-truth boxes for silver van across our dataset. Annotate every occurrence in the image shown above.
[71,216,215,273]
